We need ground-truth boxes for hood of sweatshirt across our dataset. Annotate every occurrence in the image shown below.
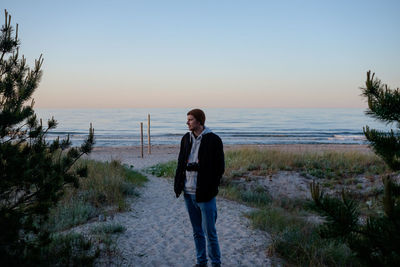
[190,126,211,142]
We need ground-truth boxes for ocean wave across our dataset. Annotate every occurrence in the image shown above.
[329,135,366,140]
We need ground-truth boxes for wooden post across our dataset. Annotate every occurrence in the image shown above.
[147,114,151,154]
[140,122,144,158]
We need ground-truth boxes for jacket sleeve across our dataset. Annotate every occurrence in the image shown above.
[174,135,186,197]
[215,135,225,181]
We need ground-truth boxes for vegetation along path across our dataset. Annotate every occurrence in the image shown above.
[105,173,272,266]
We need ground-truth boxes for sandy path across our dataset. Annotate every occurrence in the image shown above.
[103,174,271,266]
[88,146,272,266]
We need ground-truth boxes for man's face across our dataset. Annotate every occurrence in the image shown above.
[187,115,201,132]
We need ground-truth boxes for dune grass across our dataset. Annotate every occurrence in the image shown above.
[146,148,388,183]
[224,147,388,181]
[77,159,147,207]
[48,159,147,232]
[45,159,147,265]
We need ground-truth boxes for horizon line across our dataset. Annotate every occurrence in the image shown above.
[34,106,368,109]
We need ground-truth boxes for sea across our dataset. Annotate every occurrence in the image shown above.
[35,108,393,147]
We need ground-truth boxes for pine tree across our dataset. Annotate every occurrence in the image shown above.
[310,71,400,266]
[0,10,95,265]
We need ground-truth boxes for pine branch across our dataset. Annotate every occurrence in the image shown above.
[364,127,400,171]
[361,71,400,124]
[310,181,361,239]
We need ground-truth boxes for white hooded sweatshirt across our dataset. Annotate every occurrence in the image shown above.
[184,126,212,195]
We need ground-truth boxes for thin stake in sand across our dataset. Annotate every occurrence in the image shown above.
[140,114,151,158]
[140,122,144,158]
[148,114,151,155]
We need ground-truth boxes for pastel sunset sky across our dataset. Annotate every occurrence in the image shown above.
[2,0,400,108]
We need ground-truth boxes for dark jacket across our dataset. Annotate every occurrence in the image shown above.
[174,131,225,202]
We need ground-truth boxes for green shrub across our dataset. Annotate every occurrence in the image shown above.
[146,161,177,177]
[275,226,355,266]
[239,187,272,207]
[43,233,98,266]
[247,206,303,233]
[48,200,98,232]
[219,185,271,207]
[123,166,148,186]
[248,206,357,266]
[90,223,126,235]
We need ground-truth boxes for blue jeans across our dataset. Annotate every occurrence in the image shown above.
[184,194,221,266]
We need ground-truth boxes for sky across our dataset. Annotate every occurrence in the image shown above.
[2,0,400,108]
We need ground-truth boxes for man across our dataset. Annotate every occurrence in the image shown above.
[174,109,225,267]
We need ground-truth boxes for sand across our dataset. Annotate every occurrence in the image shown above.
[97,174,272,266]
[87,144,371,266]
[88,145,180,169]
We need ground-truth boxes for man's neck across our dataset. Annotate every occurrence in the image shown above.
[192,126,204,138]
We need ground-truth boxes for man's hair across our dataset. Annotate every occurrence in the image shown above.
[187,109,206,126]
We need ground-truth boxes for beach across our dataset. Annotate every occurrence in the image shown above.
[3,2,398,264]
[86,144,372,266]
